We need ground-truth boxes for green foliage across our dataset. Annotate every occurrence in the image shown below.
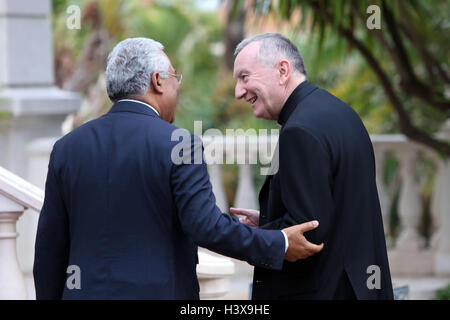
[52,0,226,132]
[51,0,449,208]
[52,0,68,14]
[52,0,449,136]
[125,3,192,54]
[275,30,398,133]
[434,283,450,300]
[52,0,88,56]
[170,12,224,131]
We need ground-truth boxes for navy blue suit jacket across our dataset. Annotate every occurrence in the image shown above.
[33,100,285,299]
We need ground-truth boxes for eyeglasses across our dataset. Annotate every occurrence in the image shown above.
[163,72,183,84]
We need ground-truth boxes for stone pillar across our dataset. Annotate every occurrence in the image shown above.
[197,250,235,299]
[434,119,450,276]
[388,144,434,276]
[430,161,443,250]
[234,164,258,210]
[0,193,27,299]
[0,0,80,276]
[396,146,424,251]
[13,137,57,281]
[0,0,80,175]
[374,146,390,235]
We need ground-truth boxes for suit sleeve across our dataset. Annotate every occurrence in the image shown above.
[33,147,70,299]
[170,134,285,270]
[260,127,334,245]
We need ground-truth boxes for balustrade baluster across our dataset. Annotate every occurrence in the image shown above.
[0,194,27,299]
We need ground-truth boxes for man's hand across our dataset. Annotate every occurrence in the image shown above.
[230,207,260,227]
[283,220,324,262]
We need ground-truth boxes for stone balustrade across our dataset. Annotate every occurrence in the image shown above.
[0,166,44,299]
[371,135,437,276]
[196,249,235,299]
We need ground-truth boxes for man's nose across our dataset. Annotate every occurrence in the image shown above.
[235,83,246,100]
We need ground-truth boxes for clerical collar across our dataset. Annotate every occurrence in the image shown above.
[277,81,318,126]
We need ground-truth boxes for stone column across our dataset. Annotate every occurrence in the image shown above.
[196,250,235,299]
[0,0,80,276]
[374,145,390,235]
[388,143,435,276]
[430,161,443,250]
[434,119,450,276]
[234,164,258,210]
[0,0,80,176]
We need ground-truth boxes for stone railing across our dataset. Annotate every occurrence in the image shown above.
[0,166,44,299]
[371,135,440,276]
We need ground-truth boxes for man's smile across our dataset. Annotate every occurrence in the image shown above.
[247,96,258,104]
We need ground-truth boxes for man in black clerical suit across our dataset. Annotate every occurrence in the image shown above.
[231,33,393,300]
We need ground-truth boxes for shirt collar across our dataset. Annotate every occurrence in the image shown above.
[277,81,318,126]
[117,99,160,117]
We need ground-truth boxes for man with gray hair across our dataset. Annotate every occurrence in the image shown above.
[33,37,323,299]
[231,33,393,300]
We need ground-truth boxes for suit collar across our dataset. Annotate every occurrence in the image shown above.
[108,100,160,118]
[277,81,318,126]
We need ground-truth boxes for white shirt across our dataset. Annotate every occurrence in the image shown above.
[118,99,160,117]
[282,230,289,252]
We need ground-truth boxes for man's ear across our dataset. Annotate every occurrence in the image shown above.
[151,72,163,94]
[278,60,291,85]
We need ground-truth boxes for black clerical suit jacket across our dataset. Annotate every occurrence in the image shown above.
[252,81,394,300]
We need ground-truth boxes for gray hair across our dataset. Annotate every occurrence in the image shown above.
[234,33,307,77]
[105,37,170,102]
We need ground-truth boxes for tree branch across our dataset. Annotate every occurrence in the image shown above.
[397,0,450,84]
[382,1,450,113]
[310,1,450,156]
[351,1,449,113]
